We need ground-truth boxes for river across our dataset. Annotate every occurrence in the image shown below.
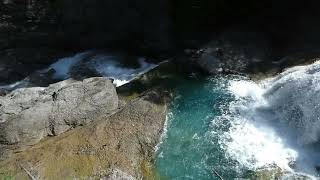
[155,61,320,179]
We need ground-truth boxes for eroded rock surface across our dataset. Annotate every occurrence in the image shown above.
[0,77,118,151]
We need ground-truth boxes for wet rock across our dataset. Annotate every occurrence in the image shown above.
[191,29,271,75]
[0,89,169,179]
[0,77,118,150]
[245,167,314,180]
[244,167,283,180]
[117,60,183,96]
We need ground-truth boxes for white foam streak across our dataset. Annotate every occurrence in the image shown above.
[155,112,171,153]
[112,79,130,87]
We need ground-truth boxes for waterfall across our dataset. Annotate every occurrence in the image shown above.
[216,60,320,177]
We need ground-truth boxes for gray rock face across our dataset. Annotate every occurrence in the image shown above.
[0,77,118,147]
[0,89,169,179]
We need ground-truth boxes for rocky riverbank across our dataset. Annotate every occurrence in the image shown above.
[2,1,320,179]
[0,75,171,179]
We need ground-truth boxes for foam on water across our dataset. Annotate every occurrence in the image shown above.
[228,80,264,100]
[90,55,157,87]
[155,113,171,153]
[222,120,298,171]
[48,52,157,87]
[1,52,158,90]
[49,52,90,79]
[220,79,298,171]
[216,61,320,177]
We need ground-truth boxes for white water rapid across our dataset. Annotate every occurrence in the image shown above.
[216,60,320,178]
[0,51,158,91]
[49,52,157,87]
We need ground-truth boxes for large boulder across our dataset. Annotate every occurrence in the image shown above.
[0,89,169,179]
[0,77,118,150]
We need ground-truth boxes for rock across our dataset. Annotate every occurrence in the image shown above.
[117,60,186,97]
[3,0,320,74]
[1,0,173,58]
[195,49,224,74]
[244,167,283,180]
[0,0,58,49]
[0,89,169,179]
[104,169,136,180]
[244,166,314,180]
[0,77,118,150]
[191,29,271,75]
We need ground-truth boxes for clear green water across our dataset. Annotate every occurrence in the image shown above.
[154,76,242,180]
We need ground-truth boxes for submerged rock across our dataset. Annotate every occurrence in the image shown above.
[0,77,118,153]
[244,167,283,180]
[0,89,169,179]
